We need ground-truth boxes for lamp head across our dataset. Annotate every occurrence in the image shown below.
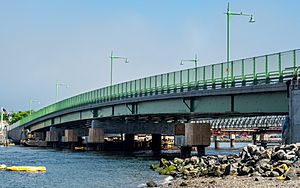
[249,15,255,23]
[180,61,184,65]
[125,58,129,63]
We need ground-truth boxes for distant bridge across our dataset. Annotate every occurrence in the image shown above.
[8,49,299,142]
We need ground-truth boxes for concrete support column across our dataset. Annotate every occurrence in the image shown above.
[124,134,135,151]
[214,136,220,149]
[197,145,205,157]
[151,134,161,152]
[63,129,78,150]
[87,128,105,151]
[180,146,192,158]
[252,133,257,145]
[45,127,62,148]
[230,133,235,148]
[260,133,268,148]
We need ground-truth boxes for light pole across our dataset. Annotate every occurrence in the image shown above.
[225,2,255,84]
[180,54,199,81]
[56,81,70,102]
[109,51,129,86]
[180,54,198,68]
[29,99,40,115]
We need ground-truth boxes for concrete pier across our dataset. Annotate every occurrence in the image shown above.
[214,136,220,149]
[63,129,79,149]
[260,133,268,148]
[252,133,257,145]
[124,134,135,151]
[230,133,235,148]
[175,123,211,157]
[197,146,205,157]
[87,128,105,151]
[180,146,192,158]
[151,134,161,152]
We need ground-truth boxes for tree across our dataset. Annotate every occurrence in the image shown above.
[2,111,31,125]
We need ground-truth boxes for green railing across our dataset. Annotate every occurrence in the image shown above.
[16,49,300,128]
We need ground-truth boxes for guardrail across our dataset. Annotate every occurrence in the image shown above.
[15,49,300,128]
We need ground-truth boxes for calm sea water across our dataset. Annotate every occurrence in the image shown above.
[0,142,249,188]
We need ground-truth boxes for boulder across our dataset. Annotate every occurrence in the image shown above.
[160,158,169,167]
[146,180,157,187]
[238,166,252,176]
[272,150,286,160]
[190,156,199,165]
[265,171,279,177]
[284,167,298,180]
[174,158,184,165]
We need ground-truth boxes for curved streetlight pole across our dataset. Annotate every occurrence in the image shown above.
[29,99,40,115]
[180,54,199,81]
[56,81,70,102]
[225,2,255,85]
[109,51,129,86]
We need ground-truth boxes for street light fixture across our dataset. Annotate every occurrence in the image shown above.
[181,54,199,82]
[225,2,255,84]
[29,99,40,115]
[109,51,129,86]
[180,54,198,68]
[56,81,70,102]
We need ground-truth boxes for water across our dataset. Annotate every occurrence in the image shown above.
[0,142,249,188]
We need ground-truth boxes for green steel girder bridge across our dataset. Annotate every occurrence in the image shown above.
[8,49,300,141]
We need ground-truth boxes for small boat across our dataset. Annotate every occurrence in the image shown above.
[6,166,46,172]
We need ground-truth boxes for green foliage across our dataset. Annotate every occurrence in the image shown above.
[1,111,31,125]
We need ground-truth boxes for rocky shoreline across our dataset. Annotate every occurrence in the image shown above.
[147,144,300,187]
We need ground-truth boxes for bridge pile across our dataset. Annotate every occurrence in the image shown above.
[151,144,300,181]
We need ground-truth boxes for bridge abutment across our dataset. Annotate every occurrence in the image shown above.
[286,79,300,144]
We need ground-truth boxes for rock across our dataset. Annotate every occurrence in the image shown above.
[190,156,199,165]
[272,150,286,160]
[252,171,262,177]
[150,164,160,170]
[284,154,296,160]
[259,149,271,159]
[254,177,259,181]
[273,167,285,175]
[285,167,298,180]
[213,165,223,177]
[265,171,280,177]
[160,158,169,167]
[146,180,157,187]
[168,165,176,172]
[207,159,217,166]
[174,158,184,165]
[247,144,259,155]
[245,159,256,167]
[180,182,188,186]
[238,166,251,176]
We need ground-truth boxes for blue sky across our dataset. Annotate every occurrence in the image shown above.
[0,0,299,111]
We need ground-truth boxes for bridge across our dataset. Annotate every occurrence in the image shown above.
[7,49,300,152]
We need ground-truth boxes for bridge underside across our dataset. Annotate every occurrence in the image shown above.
[8,83,288,142]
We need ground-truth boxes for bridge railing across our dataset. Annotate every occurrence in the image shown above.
[17,49,300,127]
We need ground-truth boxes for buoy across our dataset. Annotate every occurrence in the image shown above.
[0,164,7,170]
[6,166,46,172]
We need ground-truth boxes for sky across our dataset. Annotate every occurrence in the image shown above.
[0,0,299,111]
